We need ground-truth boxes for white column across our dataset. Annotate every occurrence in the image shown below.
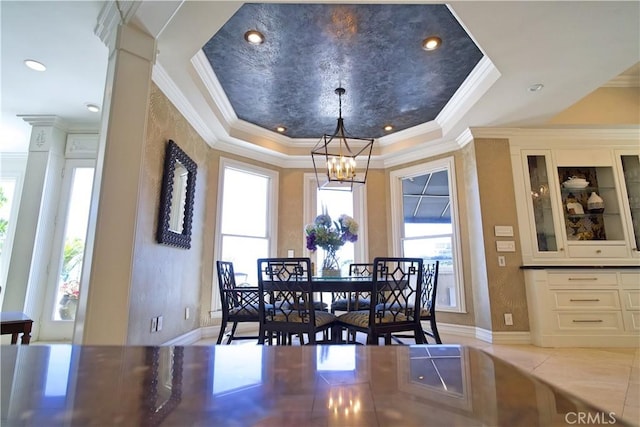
[74,19,156,344]
[2,117,66,327]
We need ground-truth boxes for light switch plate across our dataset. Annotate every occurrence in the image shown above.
[287,249,294,258]
[494,225,514,237]
[496,241,516,252]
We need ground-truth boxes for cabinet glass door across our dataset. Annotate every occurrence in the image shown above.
[527,155,557,252]
[620,155,640,250]
[557,166,624,242]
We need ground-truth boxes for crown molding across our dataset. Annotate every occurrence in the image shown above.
[18,115,68,129]
[469,126,640,141]
[191,51,237,126]
[95,1,140,48]
[152,63,218,145]
[436,56,501,135]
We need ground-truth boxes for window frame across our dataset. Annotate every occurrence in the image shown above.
[213,157,279,310]
[389,156,466,313]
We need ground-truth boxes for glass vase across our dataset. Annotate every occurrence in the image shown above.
[322,249,341,277]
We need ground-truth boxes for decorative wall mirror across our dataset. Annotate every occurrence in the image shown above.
[157,140,197,249]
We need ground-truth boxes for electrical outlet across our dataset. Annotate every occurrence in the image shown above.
[151,317,158,333]
[157,315,163,332]
[185,307,190,320]
[498,256,506,267]
[504,313,513,326]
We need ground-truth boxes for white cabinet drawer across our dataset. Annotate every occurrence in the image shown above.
[620,273,640,289]
[623,311,640,331]
[621,290,640,310]
[552,290,620,310]
[567,245,629,259]
[548,272,618,287]
[554,312,624,331]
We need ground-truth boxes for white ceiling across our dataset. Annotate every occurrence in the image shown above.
[2,1,639,158]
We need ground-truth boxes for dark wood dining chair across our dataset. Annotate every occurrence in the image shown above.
[337,257,425,345]
[418,260,442,343]
[257,258,338,345]
[330,263,373,313]
[215,260,262,344]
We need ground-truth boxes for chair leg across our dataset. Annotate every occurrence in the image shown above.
[430,318,442,344]
[226,322,239,344]
[217,319,228,344]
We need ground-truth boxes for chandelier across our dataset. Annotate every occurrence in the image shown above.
[311,88,374,191]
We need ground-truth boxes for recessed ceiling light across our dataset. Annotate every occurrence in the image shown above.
[24,59,46,71]
[528,83,544,92]
[422,36,442,51]
[86,103,100,113]
[276,126,286,133]
[383,124,393,132]
[244,30,265,45]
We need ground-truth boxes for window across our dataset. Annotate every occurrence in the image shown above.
[214,158,278,309]
[390,157,465,312]
[303,174,367,276]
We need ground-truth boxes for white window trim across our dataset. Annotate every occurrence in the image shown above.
[213,157,279,310]
[0,153,27,309]
[389,156,466,313]
[302,173,368,265]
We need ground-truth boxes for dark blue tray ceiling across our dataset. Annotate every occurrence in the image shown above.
[202,3,483,139]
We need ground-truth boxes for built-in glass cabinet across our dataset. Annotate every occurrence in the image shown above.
[557,166,624,242]
[526,155,558,253]
[619,154,640,252]
[516,143,639,264]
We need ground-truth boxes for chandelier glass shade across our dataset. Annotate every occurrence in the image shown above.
[311,88,374,191]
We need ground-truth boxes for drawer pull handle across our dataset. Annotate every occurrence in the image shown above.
[569,298,600,302]
[568,277,598,281]
[572,320,604,323]
[596,250,602,254]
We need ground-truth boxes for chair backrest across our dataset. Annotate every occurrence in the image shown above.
[349,263,374,277]
[371,257,423,324]
[216,261,248,315]
[216,260,236,293]
[420,261,440,317]
[256,258,318,331]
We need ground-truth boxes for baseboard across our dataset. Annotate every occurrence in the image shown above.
[490,331,532,345]
[168,322,532,346]
[162,328,203,346]
[437,323,532,345]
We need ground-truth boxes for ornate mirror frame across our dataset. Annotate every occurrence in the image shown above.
[157,139,197,249]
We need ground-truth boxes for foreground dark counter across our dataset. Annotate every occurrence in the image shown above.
[0,344,626,426]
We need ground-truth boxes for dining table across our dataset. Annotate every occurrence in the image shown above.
[311,275,373,293]
[0,343,629,426]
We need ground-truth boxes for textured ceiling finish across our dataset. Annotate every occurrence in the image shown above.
[202,3,483,139]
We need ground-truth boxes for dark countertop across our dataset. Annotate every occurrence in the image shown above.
[0,344,630,426]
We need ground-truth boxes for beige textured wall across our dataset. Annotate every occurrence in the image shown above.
[366,169,389,260]
[548,87,640,125]
[129,83,211,344]
[473,138,529,332]
[279,169,306,257]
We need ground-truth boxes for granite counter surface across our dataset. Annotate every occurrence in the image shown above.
[0,344,627,426]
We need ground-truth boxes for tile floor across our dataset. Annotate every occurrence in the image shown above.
[196,326,640,426]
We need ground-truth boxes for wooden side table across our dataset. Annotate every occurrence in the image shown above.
[0,312,33,344]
